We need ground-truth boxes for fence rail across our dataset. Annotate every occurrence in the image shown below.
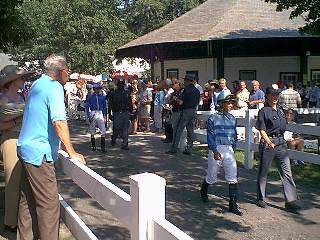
[194,108,320,169]
[57,150,194,240]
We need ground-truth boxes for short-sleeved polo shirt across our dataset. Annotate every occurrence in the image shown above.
[249,89,265,101]
[256,106,287,136]
[181,84,200,109]
[17,74,66,166]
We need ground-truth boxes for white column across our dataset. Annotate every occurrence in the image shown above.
[244,110,254,169]
[129,173,166,240]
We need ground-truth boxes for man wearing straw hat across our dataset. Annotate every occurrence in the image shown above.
[0,65,35,232]
[16,54,86,240]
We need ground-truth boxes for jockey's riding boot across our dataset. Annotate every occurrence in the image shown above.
[101,136,106,153]
[228,183,242,216]
[200,179,209,202]
[91,136,96,151]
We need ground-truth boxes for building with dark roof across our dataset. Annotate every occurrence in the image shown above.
[116,0,320,88]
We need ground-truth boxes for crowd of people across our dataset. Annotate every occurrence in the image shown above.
[0,54,319,238]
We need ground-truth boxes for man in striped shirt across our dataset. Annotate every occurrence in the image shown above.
[278,82,302,110]
[200,92,242,216]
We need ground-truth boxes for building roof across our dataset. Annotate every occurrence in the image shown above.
[118,0,306,50]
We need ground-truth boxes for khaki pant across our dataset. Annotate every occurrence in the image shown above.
[0,130,21,227]
[17,159,60,240]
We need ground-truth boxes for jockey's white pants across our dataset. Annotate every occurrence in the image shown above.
[205,145,238,184]
[89,111,106,136]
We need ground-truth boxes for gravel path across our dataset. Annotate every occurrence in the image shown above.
[1,119,320,240]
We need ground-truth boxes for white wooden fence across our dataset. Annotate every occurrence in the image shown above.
[193,108,320,169]
[57,150,194,240]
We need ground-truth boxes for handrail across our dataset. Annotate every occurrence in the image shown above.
[194,109,320,169]
[57,151,194,240]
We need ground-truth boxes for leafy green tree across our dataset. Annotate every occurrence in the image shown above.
[164,0,207,20]
[265,0,320,35]
[121,0,207,36]
[10,0,135,74]
[0,0,31,51]
[121,0,166,36]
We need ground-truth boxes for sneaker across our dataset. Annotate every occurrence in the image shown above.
[166,149,177,155]
[91,147,96,151]
[256,199,268,208]
[285,200,302,213]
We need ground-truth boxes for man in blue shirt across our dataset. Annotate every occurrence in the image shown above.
[200,92,242,216]
[214,78,231,105]
[86,83,107,152]
[248,80,265,109]
[17,55,85,240]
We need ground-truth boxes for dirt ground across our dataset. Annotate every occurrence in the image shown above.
[1,119,320,240]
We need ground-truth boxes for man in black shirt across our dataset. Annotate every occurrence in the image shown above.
[166,74,200,155]
[109,79,130,150]
[256,85,301,213]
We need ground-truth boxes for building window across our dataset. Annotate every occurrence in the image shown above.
[186,70,199,78]
[280,72,300,87]
[166,69,179,80]
[239,70,256,81]
[311,69,320,84]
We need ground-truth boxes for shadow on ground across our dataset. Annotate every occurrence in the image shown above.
[2,120,319,240]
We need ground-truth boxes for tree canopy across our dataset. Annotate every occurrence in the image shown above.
[120,0,206,36]
[265,0,320,35]
[6,0,207,74]
[9,0,135,74]
[0,0,31,51]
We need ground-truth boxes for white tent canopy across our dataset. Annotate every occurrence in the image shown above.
[113,58,150,77]
[69,58,149,81]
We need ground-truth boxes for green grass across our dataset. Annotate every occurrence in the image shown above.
[193,146,320,188]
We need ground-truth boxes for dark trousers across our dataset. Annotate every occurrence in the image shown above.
[164,122,173,141]
[170,109,196,151]
[257,142,297,203]
[17,159,60,240]
[112,111,130,146]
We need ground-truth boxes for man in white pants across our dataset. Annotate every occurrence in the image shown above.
[200,92,242,216]
[86,83,107,152]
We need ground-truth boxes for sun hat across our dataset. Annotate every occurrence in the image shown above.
[93,83,102,89]
[217,91,236,104]
[265,85,281,95]
[183,74,198,82]
[0,65,35,88]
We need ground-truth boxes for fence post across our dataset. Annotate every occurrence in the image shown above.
[244,110,254,169]
[129,173,166,240]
